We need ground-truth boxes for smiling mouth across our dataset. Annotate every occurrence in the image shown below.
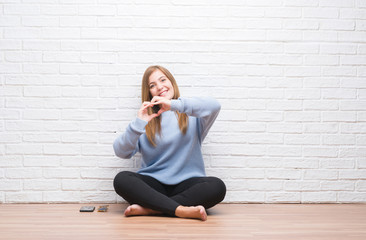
[159,90,168,96]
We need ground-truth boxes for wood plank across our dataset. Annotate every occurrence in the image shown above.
[0,204,365,240]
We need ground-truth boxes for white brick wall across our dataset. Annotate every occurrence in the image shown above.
[1,0,366,204]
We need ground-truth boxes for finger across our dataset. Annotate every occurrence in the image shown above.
[157,109,165,115]
[151,96,162,104]
[142,101,153,107]
[141,102,153,109]
[149,113,159,120]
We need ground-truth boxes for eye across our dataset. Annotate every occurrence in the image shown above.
[161,78,166,82]
[149,84,155,89]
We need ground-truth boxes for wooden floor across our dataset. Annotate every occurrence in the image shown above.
[0,204,366,240]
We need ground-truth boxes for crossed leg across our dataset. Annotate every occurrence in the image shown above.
[113,171,226,221]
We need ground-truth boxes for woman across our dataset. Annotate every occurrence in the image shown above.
[113,65,226,221]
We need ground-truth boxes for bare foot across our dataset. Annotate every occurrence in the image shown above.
[124,204,161,217]
[175,205,207,221]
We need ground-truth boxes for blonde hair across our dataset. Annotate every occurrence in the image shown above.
[141,65,188,147]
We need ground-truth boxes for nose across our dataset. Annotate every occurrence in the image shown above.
[156,82,163,90]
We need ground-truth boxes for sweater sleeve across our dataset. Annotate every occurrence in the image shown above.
[113,117,148,159]
[170,97,221,142]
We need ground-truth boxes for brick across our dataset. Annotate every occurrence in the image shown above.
[229,169,265,179]
[225,191,265,203]
[304,55,339,66]
[5,192,42,203]
[0,64,21,74]
[323,67,357,77]
[320,44,357,54]
[24,180,60,190]
[23,134,60,143]
[341,56,366,65]
[81,52,117,64]
[60,64,98,75]
[23,40,60,51]
[356,135,366,145]
[304,170,338,180]
[303,8,339,19]
[246,133,283,144]
[323,111,357,122]
[5,52,42,63]
[43,52,80,63]
[41,5,78,15]
[339,147,366,157]
[320,0,354,7]
[0,134,21,143]
[282,158,319,169]
[81,145,113,156]
[284,0,318,7]
[60,16,96,27]
[80,168,116,179]
[4,28,41,39]
[339,31,366,42]
[6,144,43,155]
[284,20,319,30]
[340,101,366,111]
[266,192,301,203]
[81,191,116,203]
[321,181,354,191]
[322,88,356,99]
[267,123,303,133]
[24,86,61,97]
[81,28,117,39]
[337,192,366,203]
[62,180,99,191]
[268,146,302,157]
[322,135,356,145]
[304,100,339,110]
[0,110,20,120]
[339,170,366,179]
[303,147,338,157]
[0,180,22,191]
[357,20,366,30]
[341,123,366,133]
[285,43,319,54]
[248,180,283,191]
[4,4,40,15]
[302,192,337,203]
[61,87,98,97]
[285,134,321,145]
[61,41,97,51]
[268,55,302,65]
[266,169,302,180]
[44,144,81,155]
[43,191,81,203]
[23,109,60,120]
[267,30,303,41]
[247,0,282,7]
[22,16,59,27]
[0,40,22,50]
[246,19,282,29]
[285,181,320,191]
[0,16,21,27]
[319,20,355,30]
[285,111,321,122]
[356,181,366,191]
[247,111,283,122]
[285,67,321,77]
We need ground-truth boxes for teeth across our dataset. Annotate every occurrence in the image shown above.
[160,90,167,96]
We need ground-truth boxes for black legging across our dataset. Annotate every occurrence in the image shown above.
[113,171,226,216]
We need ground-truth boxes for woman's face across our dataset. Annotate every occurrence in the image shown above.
[148,69,174,100]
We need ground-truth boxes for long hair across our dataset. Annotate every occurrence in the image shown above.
[141,65,188,147]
